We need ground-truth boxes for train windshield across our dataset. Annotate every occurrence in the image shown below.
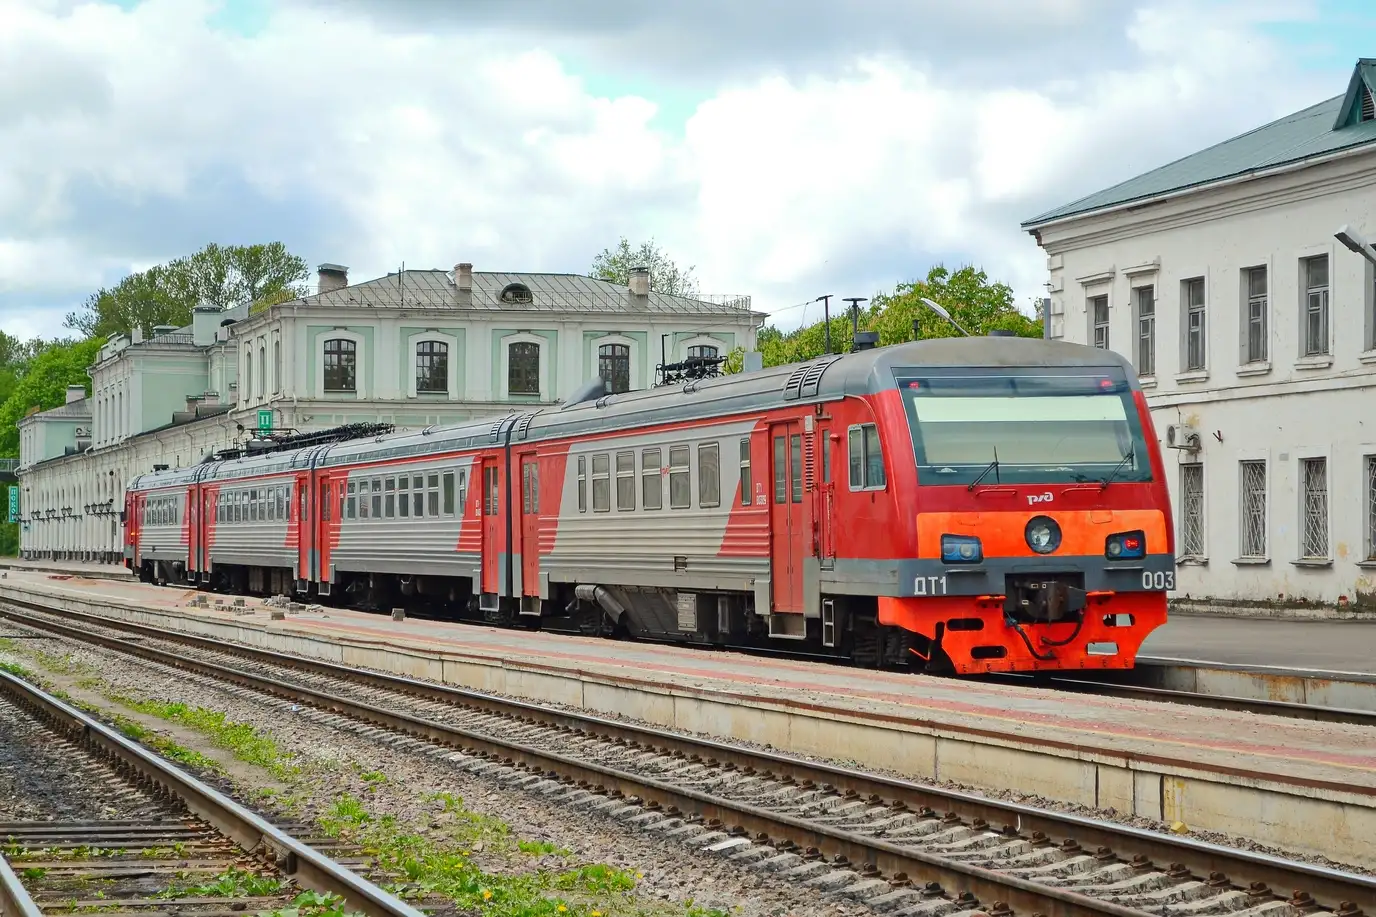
[896,366,1152,486]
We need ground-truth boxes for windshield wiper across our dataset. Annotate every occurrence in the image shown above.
[967,447,1000,492]
[1100,448,1135,491]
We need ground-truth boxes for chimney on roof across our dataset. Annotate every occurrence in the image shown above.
[65,384,85,404]
[455,262,473,292]
[131,326,144,344]
[629,265,650,298]
[317,263,349,295]
[193,302,220,347]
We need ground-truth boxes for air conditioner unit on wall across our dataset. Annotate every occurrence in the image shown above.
[1165,423,1202,452]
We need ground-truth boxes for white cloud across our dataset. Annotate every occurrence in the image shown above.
[0,0,1345,339]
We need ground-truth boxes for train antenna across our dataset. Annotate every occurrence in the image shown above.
[920,297,972,337]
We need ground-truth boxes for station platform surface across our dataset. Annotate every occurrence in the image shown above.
[1142,613,1376,675]
[1,569,1372,792]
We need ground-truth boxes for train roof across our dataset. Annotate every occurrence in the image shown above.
[127,336,1134,491]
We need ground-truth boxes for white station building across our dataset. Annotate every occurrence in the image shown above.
[1023,59,1376,608]
[16,263,762,562]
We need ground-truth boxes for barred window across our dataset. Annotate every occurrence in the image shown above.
[616,451,635,511]
[641,449,662,510]
[698,443,720,508]
[1181,464,1204,556]
[1367,457,1376,561]
[1300,457,1329,559]
[1239,461,1267,557]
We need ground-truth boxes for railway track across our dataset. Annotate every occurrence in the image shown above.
[2,601,1373,917]
[0,663,423,917]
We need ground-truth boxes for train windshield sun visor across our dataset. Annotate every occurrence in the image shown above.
[897,367,1153,487]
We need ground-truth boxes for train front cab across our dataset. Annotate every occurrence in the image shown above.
[878,360,1173,675]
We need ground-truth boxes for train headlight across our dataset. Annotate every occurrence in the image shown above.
[1024,516,1061,554]
[1105,530,1146,560]
[940,534,983,564]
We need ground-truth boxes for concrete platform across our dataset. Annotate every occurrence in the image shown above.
[2,571,1376,869]
[0,558,134,581]
[1143,613,1376,674]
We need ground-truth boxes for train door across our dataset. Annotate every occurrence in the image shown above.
[519,453,541,598]
[316,474,335,593]
[815,423,836,567]
[480,457,501,596]
[128,493,144,569]
[201,489,216,582]
[187,484,200,577]
[294,473,312,591]
[769,421,805,612]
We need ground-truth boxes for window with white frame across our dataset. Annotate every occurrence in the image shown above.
[1183,278,1206,370]
[615,451,635,511]
[416,341,448,394]
[1300,457,1329,559]
[1302,255,1329,356]
[244,350,253,401]
[508,341,540,396]
[641,448,662,510]
[323,338,357,392]
[258,344,266,399]
[1134,286,1154,375]
[1181,463,1204,556]
[1244,267,1267,363]
[599,343,631,394]
[1239,460,1267,558]
[1090,295,1109,349]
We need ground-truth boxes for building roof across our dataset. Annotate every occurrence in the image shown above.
[19,398,91,426]
[1023,59,1376,229]
[300,268,760,319]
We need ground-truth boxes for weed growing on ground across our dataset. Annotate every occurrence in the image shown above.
[0,659,32,679]
[157,867,284,899]
[324,792,728,917]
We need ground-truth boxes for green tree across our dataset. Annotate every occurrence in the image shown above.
[730,264,1039,372]
[64,242,309,339]
[0,338,103,459]
[590,237,698,296]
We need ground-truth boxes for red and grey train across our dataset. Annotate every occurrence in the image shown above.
[123,335,1175,675]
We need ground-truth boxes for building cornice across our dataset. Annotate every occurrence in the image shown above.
[1145,366,1376,408]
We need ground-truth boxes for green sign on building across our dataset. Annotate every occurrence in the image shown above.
[257,409,272,433]
[7,486,17,525]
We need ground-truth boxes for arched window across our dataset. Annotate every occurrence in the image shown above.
[273,341,282,393]
[416,341,448,393]
[244,351,253,401]
[687,344,719,361]
[508,341,540,396]
[258,344,266,399]
[323,338,357,392]
[599,343,630,394]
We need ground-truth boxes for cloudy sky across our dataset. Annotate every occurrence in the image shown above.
[1,0,1370,340]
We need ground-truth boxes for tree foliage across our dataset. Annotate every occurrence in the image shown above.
[730,265,1040,371]
[590,237,699,297]
[64,241,310,339]
[0,338,103,459]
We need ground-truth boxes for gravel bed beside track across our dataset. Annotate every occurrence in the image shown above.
[5,605,1375,917]
[0,620,872,917]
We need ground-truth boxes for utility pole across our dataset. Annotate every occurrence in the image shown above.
[843,297,867,348]
[815,295,834,353]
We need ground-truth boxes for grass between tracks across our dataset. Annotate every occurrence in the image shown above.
[8,646,734,917]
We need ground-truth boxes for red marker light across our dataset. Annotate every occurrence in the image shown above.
[1099,378,1113,389]
[907,381,921,389]
[1124,537,1141,550]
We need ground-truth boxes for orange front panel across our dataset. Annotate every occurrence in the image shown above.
[916,509,1168,558]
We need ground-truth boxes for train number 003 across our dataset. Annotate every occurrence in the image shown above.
[1141,571,1175,591]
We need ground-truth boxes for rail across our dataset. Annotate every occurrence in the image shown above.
[0,666,425,917]
[0,851,43,917]
[3,600,1372,917]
